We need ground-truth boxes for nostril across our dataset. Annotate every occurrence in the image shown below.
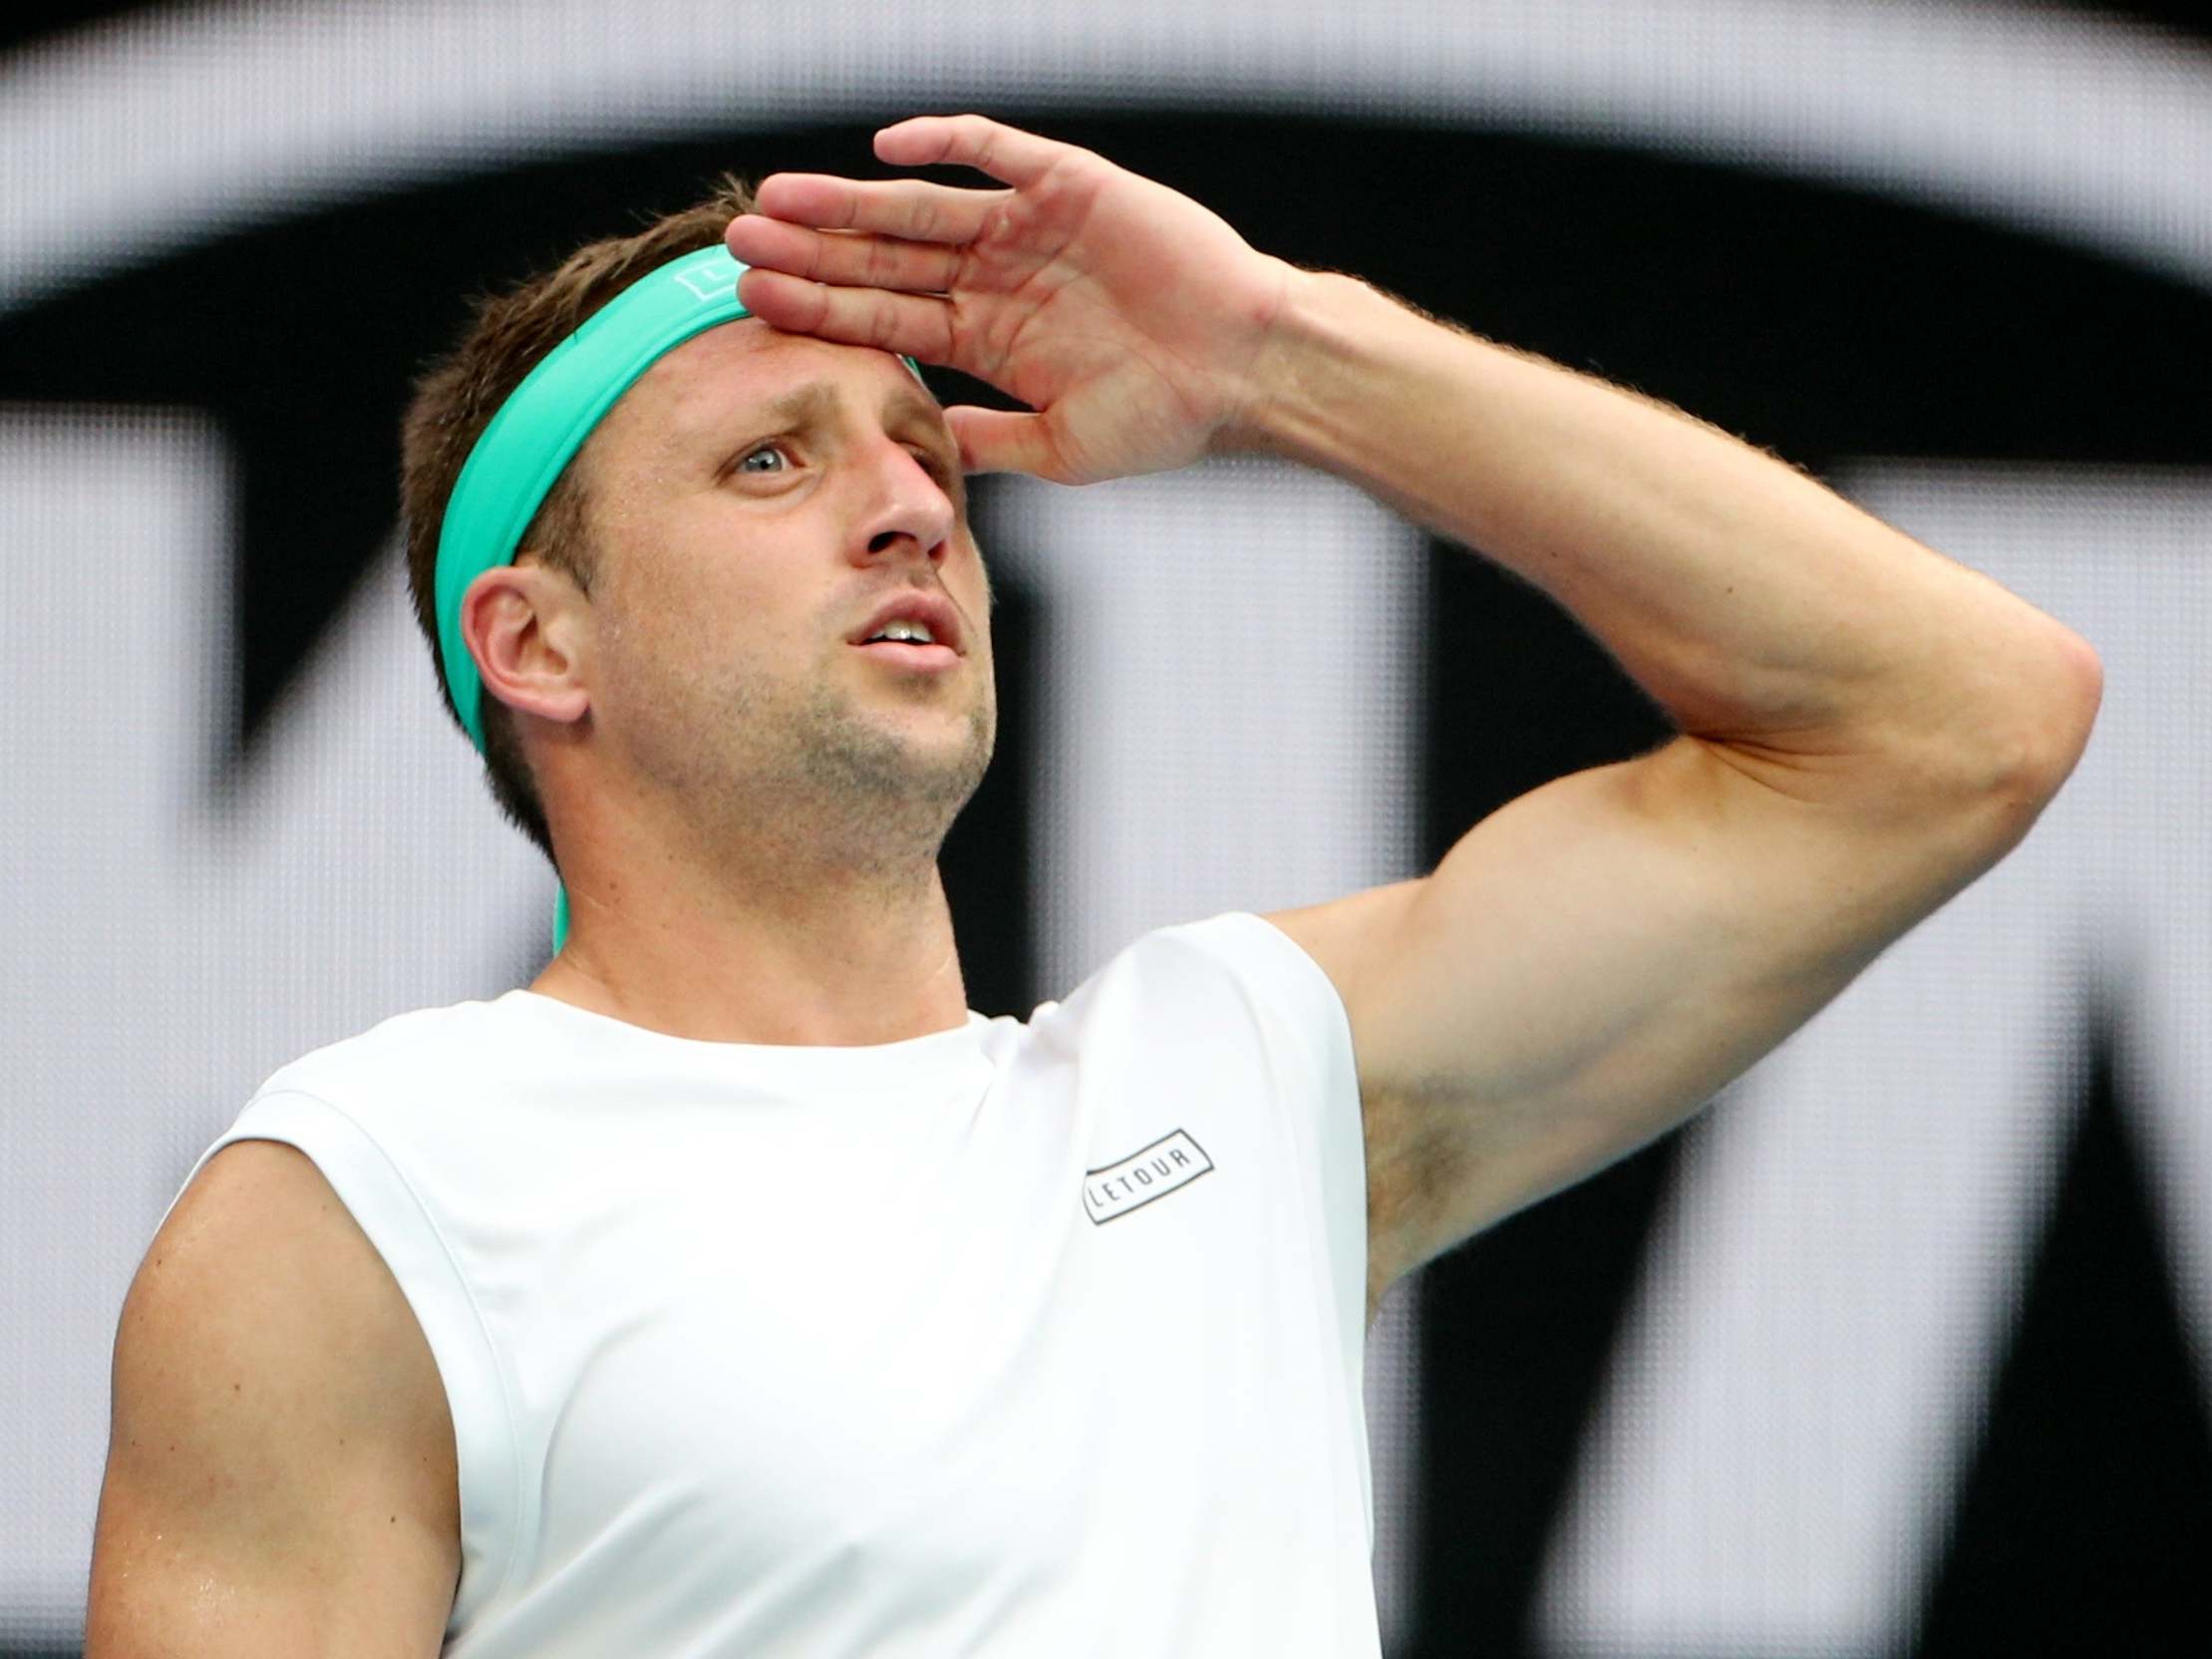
[866,532,950,562]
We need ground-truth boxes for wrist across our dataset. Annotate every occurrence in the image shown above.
[1217,265,1429,470]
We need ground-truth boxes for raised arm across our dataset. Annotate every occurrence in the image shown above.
[729,115,2102,1321]
[1244,258,2097,1316]
[87,1141,461,1657]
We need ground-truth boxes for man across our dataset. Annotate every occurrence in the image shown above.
[86,114,2100,1656]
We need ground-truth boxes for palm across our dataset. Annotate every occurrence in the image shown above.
[725,116,1295,484]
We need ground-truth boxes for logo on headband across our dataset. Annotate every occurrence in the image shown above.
[670,263,739,304]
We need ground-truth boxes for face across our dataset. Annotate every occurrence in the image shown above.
[565,319,997,872]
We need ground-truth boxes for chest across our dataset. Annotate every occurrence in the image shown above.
[507,1073,1327,1587]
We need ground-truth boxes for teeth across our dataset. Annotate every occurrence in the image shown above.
[870,619,936,644]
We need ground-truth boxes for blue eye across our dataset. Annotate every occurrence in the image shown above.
[737,444,788,475]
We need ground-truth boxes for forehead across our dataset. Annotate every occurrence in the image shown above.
[606,317,943,444]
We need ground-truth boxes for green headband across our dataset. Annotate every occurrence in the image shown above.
[435,243,752,750]
[432,241,922,950]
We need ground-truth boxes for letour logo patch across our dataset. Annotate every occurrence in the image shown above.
[1083,1130,1214,1225]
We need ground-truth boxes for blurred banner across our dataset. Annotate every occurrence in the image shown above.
[3,2,2206,1654]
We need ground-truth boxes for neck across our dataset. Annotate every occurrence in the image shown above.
[530,812,971,1050]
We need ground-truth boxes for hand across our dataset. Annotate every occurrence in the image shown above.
[724,114,1299,485]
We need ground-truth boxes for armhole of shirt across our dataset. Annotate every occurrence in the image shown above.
[166,1090,519,1635]
[1178,910,1375,1550]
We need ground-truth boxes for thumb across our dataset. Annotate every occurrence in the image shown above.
[945,406,1072,483]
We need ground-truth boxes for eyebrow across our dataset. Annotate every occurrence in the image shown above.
[758,379,956,461]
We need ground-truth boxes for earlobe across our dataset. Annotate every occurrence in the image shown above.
[462,565,590,728]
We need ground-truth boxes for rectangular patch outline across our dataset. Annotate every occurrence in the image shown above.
[1083,1129,1214,1225]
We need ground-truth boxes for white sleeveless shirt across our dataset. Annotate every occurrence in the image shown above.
[170,911,1379,1656]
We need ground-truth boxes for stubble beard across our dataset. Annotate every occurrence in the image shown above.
[667,654,998,896]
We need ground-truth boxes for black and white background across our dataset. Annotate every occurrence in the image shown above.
[2,2,2206,1654]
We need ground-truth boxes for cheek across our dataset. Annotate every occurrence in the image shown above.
[584,496,831,691]
[596,564,816,702]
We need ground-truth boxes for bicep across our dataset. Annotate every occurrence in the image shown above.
[87,1141,460,1659]
[1295,732,2052,1299]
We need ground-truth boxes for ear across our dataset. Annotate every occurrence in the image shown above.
[461,561,591,728]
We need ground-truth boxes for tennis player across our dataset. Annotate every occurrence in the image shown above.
[87,114,2099,1656]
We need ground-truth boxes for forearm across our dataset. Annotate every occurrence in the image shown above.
[1237,268,2097,778]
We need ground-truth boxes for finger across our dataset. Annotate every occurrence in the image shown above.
[752,172,1009,245]
[873,114,1079,189]
[735,266,957,364]
[944,406,1070,483]
[726,215,962,295]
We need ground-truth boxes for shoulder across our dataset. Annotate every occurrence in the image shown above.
[1129,908,1374,1141]
[1117,907,1365,992]
[256,994,527,1110]
[95,1139,462,1646]
[1020,912,1366,1113]
[1051,907,1380,1048]
[136,1138,448,1395]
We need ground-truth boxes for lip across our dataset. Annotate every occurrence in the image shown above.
[851,639,961,672]
[848,591,965,657]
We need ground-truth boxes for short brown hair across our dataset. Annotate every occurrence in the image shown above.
[398,177,760,865]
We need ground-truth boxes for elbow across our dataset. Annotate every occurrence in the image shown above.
[2016,632,2103,790]
[1962,633,2102,832]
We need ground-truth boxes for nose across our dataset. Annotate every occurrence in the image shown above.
[852,436,957,569]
